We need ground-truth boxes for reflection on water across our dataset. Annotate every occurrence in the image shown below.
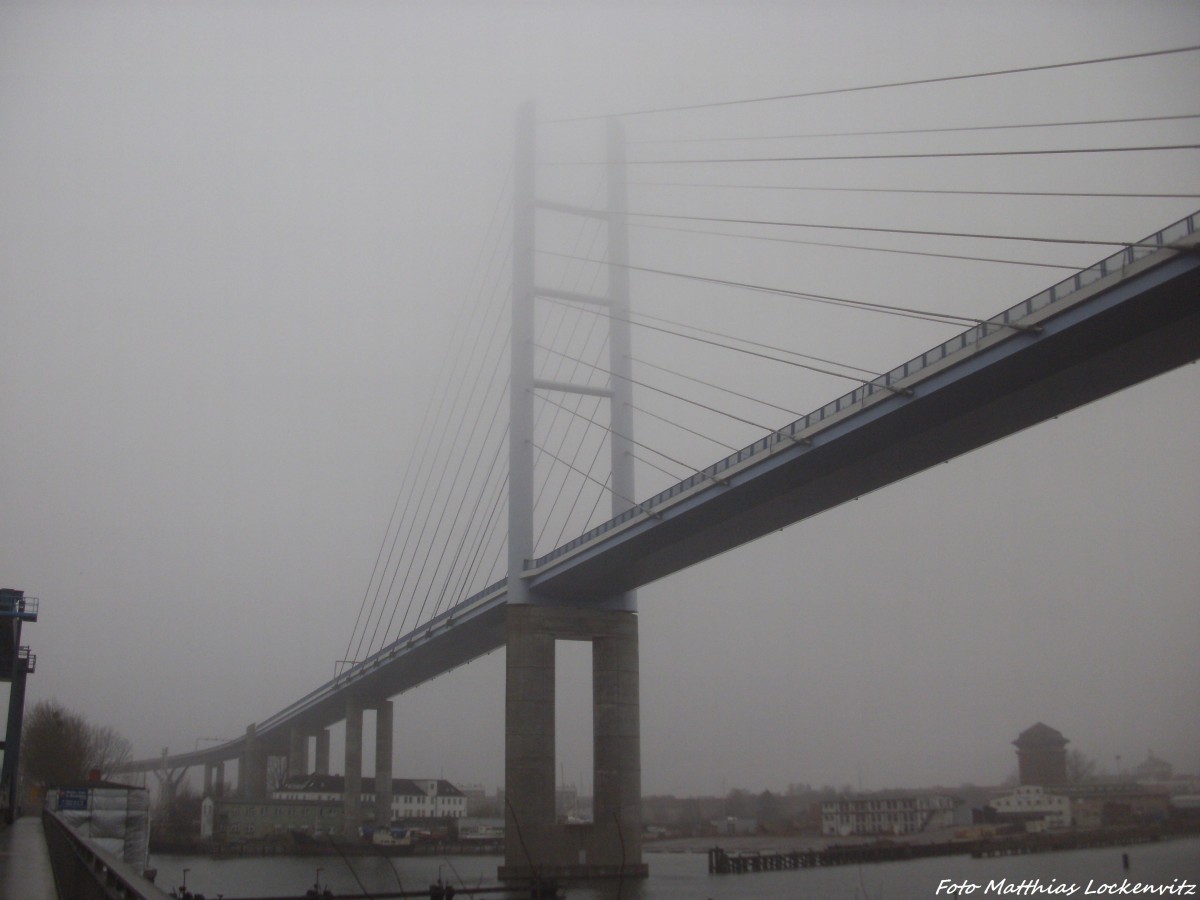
[155,836,1200,900]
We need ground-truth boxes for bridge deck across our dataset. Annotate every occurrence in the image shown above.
[117,210,1199,774]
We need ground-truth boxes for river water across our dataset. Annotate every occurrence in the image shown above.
[155,837,1200,899]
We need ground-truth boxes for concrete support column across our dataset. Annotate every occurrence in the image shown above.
[501,604,646,881]
[203,763,213,797]
[343,699,363,839]
[240,724,266,801]
[504,604,557,871]
[375,701,393,827]
[215,761,225,797]
[315,729,331,775]
[593,614,642,867]
[288,727,309,780]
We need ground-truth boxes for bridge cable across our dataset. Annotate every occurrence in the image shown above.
[544,43,1200,122]
[444,466,510,617]
[380,209,525,638]
[365,238,513,653]
[344,172,513,665]
[530,440,647,516]
[541,293,890,380]
[630,402,741,454]
[376,321,511,649]
[532,323,615,555]
[552,471,612,553]
[630,112,1200,144]
[536,342,781,434]
[534,286,618,553]
[368,245,513,652]
[539,251,997,331]
[358,192,515,657]
[631,450,692,483]
[544,143,1200,167]
[539,392,726,484]
[604,213,1177,250]
[627,221,1083,271]
[422,379,514,624]
[631,357,805,420]
[528,185,616,556]
[625,181,1200,201]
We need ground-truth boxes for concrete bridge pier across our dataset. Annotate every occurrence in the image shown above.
[240,723,266,800]
[315,728,331,775]
[214,761,225,796]
[375,701,393,828]
[343,698,363,839]
[288,727,309,779]
[500,603,646,881]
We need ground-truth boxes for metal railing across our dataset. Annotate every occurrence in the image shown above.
[41,807,168,900]
[0,595,38,619]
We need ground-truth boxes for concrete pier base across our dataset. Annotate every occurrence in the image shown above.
[500,604,646,881]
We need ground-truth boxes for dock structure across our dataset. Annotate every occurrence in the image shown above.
[707,840,974,874]
[707,826,1170,876]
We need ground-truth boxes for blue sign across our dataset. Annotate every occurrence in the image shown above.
[58,788,88,811]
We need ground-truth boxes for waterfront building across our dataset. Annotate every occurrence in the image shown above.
[1133,751,1173,783]
[988,784,1072,830]
[201,775,466,842]
[820,794,954,836]
[203,795,343,841]
[1058,782,1170,829]
[273,774,466,819]
[1013,722,1069,786]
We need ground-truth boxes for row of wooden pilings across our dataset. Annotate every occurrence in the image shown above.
[707,825,1166,875]
[707,840,965,874]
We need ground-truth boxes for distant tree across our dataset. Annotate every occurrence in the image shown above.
[88,723,133,776]
[1066,749,1100,784]
[19,699,131,788]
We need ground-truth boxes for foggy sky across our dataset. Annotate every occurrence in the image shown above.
[2,0,1198,799]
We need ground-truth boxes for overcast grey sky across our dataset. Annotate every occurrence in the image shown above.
[2,1,1198,798]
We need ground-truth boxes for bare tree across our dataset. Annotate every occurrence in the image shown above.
[19,699,132,788]
[20,700,92,787]
[88,724,132,778]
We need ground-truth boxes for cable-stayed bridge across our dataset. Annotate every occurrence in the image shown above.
[113,47,1200,881]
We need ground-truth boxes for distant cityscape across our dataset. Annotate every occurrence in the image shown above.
[85,721,1200,851]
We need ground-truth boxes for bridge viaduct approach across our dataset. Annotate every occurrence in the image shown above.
[114,180,1200,881]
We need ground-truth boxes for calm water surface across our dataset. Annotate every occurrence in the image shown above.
[155,836,1200,899]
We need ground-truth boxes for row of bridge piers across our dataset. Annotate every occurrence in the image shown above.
[181,605,645,881]
[213,700,394,841]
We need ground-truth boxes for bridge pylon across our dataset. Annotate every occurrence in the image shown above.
[501,105,646,880]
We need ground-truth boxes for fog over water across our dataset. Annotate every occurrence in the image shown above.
[2,1,1198,800]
